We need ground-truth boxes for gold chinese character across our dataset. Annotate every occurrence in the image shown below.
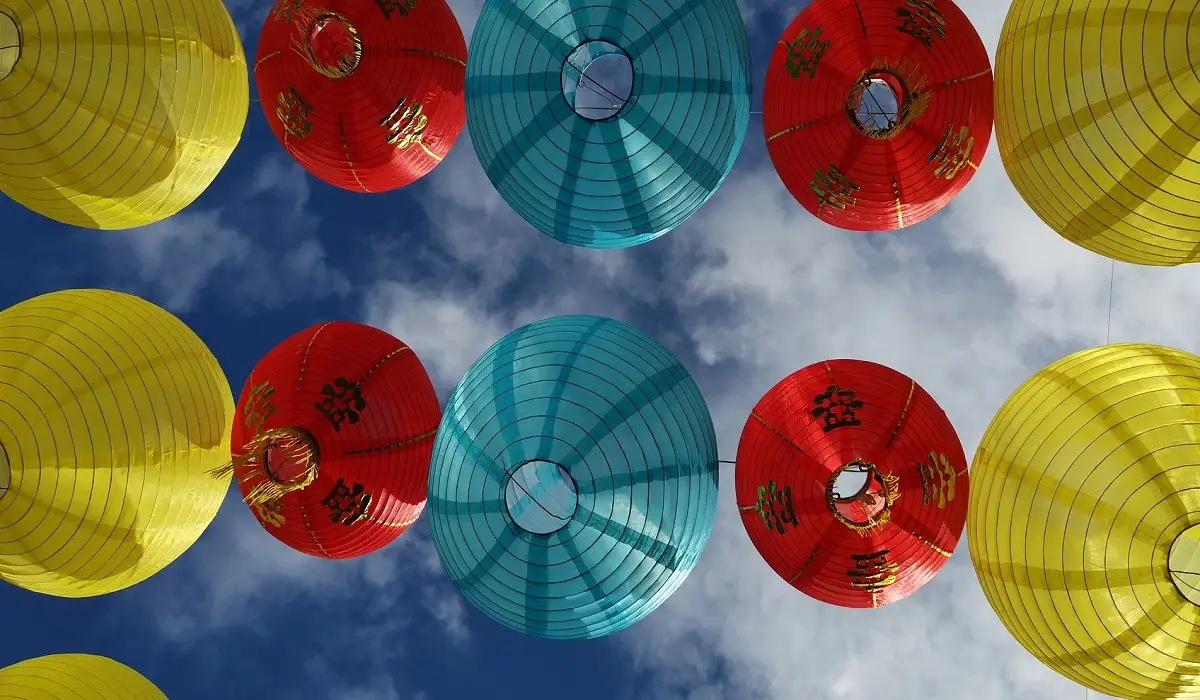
[930,125,974,180]
[848,550,899,590]
[276,87,314,139]
[916,451,956,508]
[810,165,860,211]
[782,27,829,80]
[243,381,278,438]
[742,480,799,536]
[379,97,429,150]
[897,0,947,48]
[254,499,287,528]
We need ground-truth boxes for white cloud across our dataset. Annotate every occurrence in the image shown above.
[101,155,350,313]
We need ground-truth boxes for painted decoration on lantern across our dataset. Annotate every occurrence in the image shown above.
[256,0,466,192]
[763,0,993,231]
[735,358,967,608]
[215,321,441,559]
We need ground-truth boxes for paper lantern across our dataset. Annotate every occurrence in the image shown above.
[428,316,718,638]
[255,0,467,192]
[0,654,166,698]
[215,321,440,559]
[763,0,992,231]
[970,344,1200,699]
[465,0,751,248]
[994,0,1199,265]
[0,289,233,597]
[0,0,248,229]
[736,359,967,608]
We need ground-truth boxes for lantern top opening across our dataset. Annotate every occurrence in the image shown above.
[561,40,634,121]
[847,70,910,138]
[1169,524,1200,607]
[504,460,578,535]
[0,12,19,81]
[306,13,362,79]
[826,460,891,530]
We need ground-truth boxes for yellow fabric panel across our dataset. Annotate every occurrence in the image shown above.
[993,0,1200,266]
[0,289,233,597]
[0,654,166,699]
[968,344,1200,699]
[0,0,249,230]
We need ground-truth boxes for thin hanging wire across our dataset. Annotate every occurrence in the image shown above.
[1105,259,1116,345]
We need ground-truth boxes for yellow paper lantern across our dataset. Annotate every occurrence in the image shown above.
[994,0,1200,266]
[0,289,234,597]
[0,0,249,229]
[969,344,1200,699]
[0,654,166,699]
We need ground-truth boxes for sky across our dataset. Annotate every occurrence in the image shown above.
[1,0,1196,698]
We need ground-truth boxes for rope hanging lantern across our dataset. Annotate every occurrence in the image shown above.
[255,0,467,192]
[427,316,719,639]
[0,0,248,229]
[0,654,167,698]
[736,359,968,608]
[763,0,992,231]
[969,344,1200,699]
[0,289,234,598]
[209,321,441,559]
[465,0,752,248]
[993,0,1200,266]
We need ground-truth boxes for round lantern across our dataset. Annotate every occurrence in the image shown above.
[214,321,441,559]
[736,359,967,608]
[0,0,248,229]
[0,289,233,597]
[255,0,466,192]
[0,654,166,698]
[763,0,992,231]
[969,344,1200,699]
[428,315,719,638]
[994,0,1199,265]
[465,0,752,248]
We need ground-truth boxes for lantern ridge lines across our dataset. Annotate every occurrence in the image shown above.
[763,0,992,231]
[257,0,466,191]
[736,358,968,608]
[465,0,751,247]
[219,320,440,559]
[427,315,718,638]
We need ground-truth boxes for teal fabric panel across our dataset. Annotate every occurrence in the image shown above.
[427,315,719,639]
[465,0,752,248]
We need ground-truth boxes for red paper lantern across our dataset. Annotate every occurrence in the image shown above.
[763,0,992,231]
[255,0,467,192]
[224,321,441,559]
[735,359,967,608]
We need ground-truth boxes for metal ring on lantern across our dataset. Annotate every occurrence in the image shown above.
[427,315,719,639]
[464,0,752,248]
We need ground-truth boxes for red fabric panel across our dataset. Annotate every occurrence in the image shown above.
[231,321,441,559]
[763,0,992,231]
[255,0,467,192]
[735,359,967,608]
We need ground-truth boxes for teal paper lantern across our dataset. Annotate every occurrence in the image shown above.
[428,316,719,639]
[465,0,752,248]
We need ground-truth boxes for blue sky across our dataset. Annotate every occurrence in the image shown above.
[3,0,1199,698]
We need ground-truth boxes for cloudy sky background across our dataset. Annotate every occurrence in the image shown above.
[1,0,1193,698]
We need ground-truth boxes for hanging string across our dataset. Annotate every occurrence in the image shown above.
[1105,259,1116,345]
